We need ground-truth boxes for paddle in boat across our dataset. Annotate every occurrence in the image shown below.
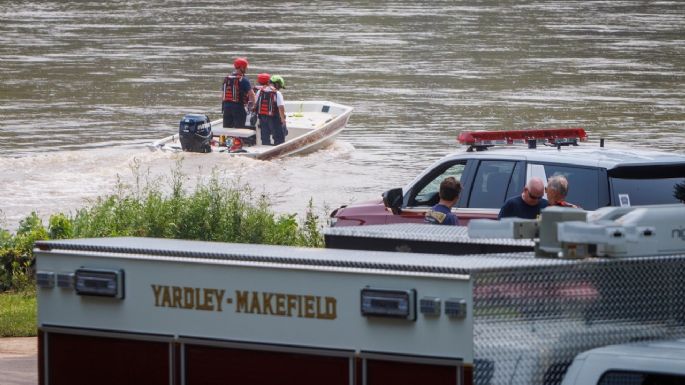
[148,100,352,160]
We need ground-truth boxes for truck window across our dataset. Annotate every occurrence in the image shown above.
[539,164,601,209]
[598,370,685,385]
[467,160,516,209]
[610,177,685,206]
[411,162,467,206]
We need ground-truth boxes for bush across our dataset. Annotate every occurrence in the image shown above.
[0,162,326,292]
[68,167,324,246]
[48,213,73,239]
[0,213,47,292]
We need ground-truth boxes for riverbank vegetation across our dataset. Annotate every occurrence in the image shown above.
[0,162,326,336]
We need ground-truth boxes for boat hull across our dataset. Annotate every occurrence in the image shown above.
[149,101,353,160]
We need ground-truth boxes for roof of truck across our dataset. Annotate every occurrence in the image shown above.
[34,229,685,276]
[34,234,566,276]
[452,128,685,169]
[576,338,685,362]
[441,144,685,170]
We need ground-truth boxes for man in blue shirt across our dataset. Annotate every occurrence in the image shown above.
[498,177,548,219]
[425,177,462,225]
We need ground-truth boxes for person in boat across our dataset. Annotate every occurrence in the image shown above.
[254,75,287,145]
[545,175,579,208]
[424,177,462,225]
[248,73,271,128]
[498,177,548,219]
[222,57,256,128]
[253,73,271,93]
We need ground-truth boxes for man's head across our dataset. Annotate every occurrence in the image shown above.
[522,177,545,206]
[546,175,569,204]
[257,73,271,86]
[439,177,462,206]
[270,75,286,90]
[233,57,249,74]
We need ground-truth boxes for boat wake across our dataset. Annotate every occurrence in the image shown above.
[0,140,357,233]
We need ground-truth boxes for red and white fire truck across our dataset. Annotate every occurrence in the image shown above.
[35,205,685,385]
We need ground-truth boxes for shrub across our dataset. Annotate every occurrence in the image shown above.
[0,162,326,292]
[48,213,73,239]
[0,212,47,292]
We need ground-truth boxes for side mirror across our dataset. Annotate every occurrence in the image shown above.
[382,188,403,214]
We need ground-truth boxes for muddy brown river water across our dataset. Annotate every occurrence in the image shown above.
[1,1,683,230]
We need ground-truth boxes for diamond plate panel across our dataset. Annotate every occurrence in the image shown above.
[472,255,685,385]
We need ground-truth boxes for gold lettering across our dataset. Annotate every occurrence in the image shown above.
[196,289,214,311]
[262,292,274,315]
[151,286,232,313]
[297,295,303,318]
[154,286,335,319]
[250,291,262,314]
[182,287,194,309]
[316,296,322,317]
[275,294,286,316]
[304,295,315,318]
[161,286,171,307]
[319,297,337,320]
[172,286,182,308]
[215,289,225,312]
[152,285,163,307]
[236,290,249,313]
[287,294,297,317]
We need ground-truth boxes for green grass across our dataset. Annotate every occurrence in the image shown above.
[0,291,37,337]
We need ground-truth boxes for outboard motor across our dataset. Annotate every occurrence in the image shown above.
[179,114,212,153]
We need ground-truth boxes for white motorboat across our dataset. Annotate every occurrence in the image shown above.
[148,100,353,160]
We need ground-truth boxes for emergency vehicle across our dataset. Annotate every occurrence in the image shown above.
[329,128,685,226]
[34,204,685,385]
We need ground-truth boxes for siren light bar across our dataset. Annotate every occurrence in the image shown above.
[458,128,587,148]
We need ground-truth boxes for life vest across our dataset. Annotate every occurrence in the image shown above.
[223,74,245,104]
[256,88,278,117]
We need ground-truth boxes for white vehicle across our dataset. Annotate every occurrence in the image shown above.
[330,128,685,226]
[149,100,353,160]
[561,339,685,385]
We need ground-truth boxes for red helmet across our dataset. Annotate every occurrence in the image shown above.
[233,57,249,70]
[257,73,271,85]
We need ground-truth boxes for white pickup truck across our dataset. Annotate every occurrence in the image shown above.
[561,339,685,385]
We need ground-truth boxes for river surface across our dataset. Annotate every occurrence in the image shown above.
[1,1,684,230]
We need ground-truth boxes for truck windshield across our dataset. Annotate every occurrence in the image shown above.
[610,177,685,206]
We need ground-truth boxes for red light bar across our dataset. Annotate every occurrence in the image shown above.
[458,128,587,147]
